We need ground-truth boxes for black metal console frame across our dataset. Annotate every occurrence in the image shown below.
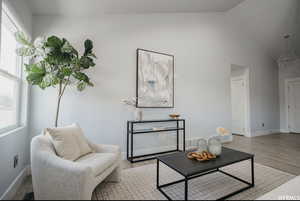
[157,156,255,201]
[127,119,186,163]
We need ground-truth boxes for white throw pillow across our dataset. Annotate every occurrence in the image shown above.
[45,124,93,161]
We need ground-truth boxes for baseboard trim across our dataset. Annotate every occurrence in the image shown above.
[0,165,30,200]
[252,129,281,137]
[280,129,290,133]
[26,166,32,176]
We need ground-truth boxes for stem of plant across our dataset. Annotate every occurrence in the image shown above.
[54,77,70,127]
[55,82,63,127]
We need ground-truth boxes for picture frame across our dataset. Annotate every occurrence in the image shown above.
[136,49,174,108]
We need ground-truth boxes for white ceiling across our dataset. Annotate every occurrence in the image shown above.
[27,0,244,16]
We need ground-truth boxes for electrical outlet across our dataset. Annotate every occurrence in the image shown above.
[14,155,19,168]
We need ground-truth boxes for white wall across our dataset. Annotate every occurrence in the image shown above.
[231,65,246,78]
[30,12,279,154]
[226,6,280,136]
[279,60,300,132]
[0,0,32,199]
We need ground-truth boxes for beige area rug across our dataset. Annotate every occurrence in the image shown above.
[93,161,295,200]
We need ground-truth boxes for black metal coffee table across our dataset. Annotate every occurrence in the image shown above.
[157,147,254,200]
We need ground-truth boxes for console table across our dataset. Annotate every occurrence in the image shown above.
[127,119,186,163]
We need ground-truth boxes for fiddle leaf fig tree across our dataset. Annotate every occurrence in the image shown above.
[15,32,97,127]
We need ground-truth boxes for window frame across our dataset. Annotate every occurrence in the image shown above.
[0,7,25,135]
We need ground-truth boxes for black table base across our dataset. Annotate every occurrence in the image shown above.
[127,119,186,163]
[157,157,255,201]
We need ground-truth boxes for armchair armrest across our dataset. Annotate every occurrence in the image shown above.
[88,142,120,154]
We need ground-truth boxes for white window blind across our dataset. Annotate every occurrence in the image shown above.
[0,8,23,134]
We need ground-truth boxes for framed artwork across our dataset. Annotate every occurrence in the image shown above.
[136,49,174,108]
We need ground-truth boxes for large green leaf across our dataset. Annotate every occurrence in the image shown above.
[46,36,63,49]
[61,40,78,56]
[26,72,45,86]
[39,74,52,89]
[73,72,89,82]
[77,82,87,91]
[80,56,95,69]
[16,47,35,57]
[26,73,43,84]
[84,39,93,56]
[86,53,97,59]
[25,63,47,87]
[87,81,94,87]
[61,67,72,76]
[45,51,73,66]
[15,32,32,47]
[25,63,44,73]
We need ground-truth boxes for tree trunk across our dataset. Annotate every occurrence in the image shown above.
[54,78,70,127]
[55,82,63,127]
[55,95,62,127]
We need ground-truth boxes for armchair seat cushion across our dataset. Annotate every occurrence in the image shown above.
[75,153,119,176]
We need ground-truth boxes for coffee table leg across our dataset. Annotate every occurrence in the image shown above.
[251,157,255,187]
[185,178,188,201]
[157,159,160,189]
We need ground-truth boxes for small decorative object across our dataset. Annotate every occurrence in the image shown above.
[134,108,143,121]
[122,97,137,107]
[208,137,222,156]
[216,127,230,136]
[208,137,221,145]
[187,151,216,162]
[197,139,208,153]
[122,97,143,121]
[169,114,180,119]
[136,49,174,108]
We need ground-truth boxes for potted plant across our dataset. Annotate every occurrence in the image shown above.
[15,32,97,127]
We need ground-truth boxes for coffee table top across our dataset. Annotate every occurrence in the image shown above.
[157,147,254,177]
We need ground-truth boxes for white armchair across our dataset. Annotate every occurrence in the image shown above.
[31,135,121,200]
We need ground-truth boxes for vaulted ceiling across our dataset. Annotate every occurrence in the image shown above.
[27,0,300,60]
[227,0,300,60]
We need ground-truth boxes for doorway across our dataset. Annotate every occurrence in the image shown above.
[230,65,250,137]
[286,78,300,133]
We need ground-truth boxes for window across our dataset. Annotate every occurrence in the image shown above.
[0,8,23,134]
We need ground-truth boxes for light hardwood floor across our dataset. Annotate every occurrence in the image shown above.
[13,133,300,200]
[224,133,300,176]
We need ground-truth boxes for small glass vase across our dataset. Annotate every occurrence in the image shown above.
[208,137,222,156]
[197,139,208,153]
[134,108,143,121]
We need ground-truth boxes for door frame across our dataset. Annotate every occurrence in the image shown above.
[230,67,251,137]
[285,77,300,133]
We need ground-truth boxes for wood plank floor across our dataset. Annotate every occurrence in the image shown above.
[224,133,300,176]
[13,133,300,200]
